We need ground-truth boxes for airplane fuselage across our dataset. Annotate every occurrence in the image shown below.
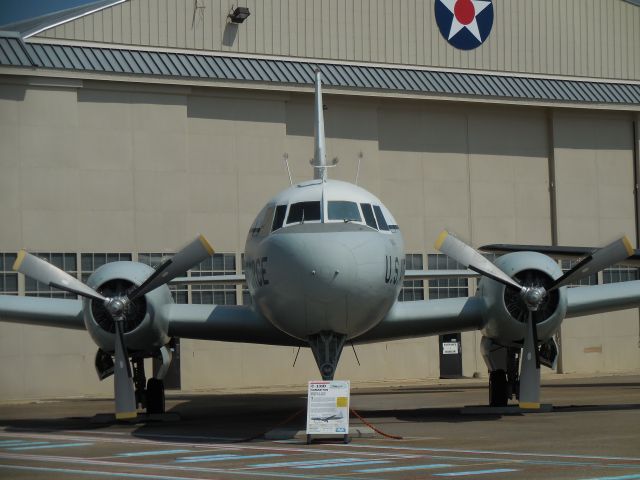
[244,179,405,341]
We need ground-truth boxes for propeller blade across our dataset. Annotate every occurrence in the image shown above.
[519,310,541,408]
[128,235,214,300]
[531,310,542,369]
[13,250,106,302]
[434,231,522,291]
[113,319,137,420]
[549,236,634,291]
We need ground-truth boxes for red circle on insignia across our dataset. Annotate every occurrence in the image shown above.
[454,0,475,25]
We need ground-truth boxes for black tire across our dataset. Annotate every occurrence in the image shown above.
[146,378,165,414]
[489,369,508,407]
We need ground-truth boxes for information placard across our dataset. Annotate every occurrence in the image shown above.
[306,380,350,435]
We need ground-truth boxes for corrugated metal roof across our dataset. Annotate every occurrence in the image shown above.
[1,35,639,106]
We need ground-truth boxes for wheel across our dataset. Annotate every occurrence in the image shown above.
[146,378,165,414]
[489,369,508,407]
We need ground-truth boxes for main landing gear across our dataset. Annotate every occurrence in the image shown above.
[482,336,558,408]
[95,344,172,416]
[484,343,520,407]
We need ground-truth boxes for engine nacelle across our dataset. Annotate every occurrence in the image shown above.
[81,262,172,353]
[478,252,567,347]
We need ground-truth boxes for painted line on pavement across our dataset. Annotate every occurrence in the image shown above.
[344,444,640,462]
[434,468,519,476]
[0,464,213,480]
[578,475,640,480]
[1,441,50,448]
[0,453,374,480]
[175,453,284,463]
[247,457,379,468]
[355,463,454,473]
[7,442,93,451]
[295,460,391,469]
[117,449,193,458]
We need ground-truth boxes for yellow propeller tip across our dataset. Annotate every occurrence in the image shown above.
[115,411,138,420]
[198,234,215,256]
[13,249,27,271]
[622,236,634,257]
[434,231,449,251]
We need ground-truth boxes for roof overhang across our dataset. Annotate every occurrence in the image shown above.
[0,36,639,110]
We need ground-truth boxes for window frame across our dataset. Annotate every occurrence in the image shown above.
[326,200,363,224]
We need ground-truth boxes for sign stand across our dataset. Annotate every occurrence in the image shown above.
[306,380,350,444]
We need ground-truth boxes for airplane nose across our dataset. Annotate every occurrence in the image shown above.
[263,230,358,335]
[280,233,357,300]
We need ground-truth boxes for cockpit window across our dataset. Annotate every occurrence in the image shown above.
[287,201,321,224]
[360,203,378,229]
[373,205,389,231]
[328,201,361,222]
[272,205,287,231]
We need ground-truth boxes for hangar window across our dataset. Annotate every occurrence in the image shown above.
[25,253,77,299]
[399,254,424,301]
[603,265,638,284]
[328,201,361,222]
[138,252,187,304]
[560,259,598,286]
[0,253,18,295]
[373,205,389,231]
[287,201,321,224]
[272,205,287,231]
[190,253,237,305]
[241,253,251,306]
[360,203,378,229]
[427,254,468,299]
[81,253,132,282]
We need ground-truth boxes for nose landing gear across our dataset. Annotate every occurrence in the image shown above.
[308,331,347,380]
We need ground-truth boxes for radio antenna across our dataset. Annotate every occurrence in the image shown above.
[283,153,293,185]
[355,151,363,185]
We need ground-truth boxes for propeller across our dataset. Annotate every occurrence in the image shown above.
[13,234,214,419]
[435,230,633,407]
[547,236,634,291]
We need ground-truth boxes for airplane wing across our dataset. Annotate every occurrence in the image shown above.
[353,296,486,344]
[0,295,84,329]
[160,303,303,346]
[481,243,640,267]
[566,280,640,318]
[0,293,302,346]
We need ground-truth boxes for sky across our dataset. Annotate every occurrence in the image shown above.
[0,0,101,27]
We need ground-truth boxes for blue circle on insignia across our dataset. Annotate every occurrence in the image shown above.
[434,0,494,51]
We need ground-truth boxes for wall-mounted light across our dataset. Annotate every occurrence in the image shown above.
[228,6,250,23]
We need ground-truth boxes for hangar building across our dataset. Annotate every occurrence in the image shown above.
[0,0,639,400]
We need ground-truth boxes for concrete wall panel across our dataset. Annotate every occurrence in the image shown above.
[553,110,639,374]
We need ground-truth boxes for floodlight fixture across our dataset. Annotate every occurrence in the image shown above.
[228,6,250,23]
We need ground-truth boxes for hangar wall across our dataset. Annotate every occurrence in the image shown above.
[0,77,638,400]
[37,0,640,81]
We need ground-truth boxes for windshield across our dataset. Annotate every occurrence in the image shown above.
[373,205,389,231]
[286,201,321,224]
[272,205,287,231]
[328,201,361,222]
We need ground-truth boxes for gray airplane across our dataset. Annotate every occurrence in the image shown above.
[311,411,344,423]
[1,70,639,419]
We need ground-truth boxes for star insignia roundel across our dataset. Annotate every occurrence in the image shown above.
[435,0,494,50]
